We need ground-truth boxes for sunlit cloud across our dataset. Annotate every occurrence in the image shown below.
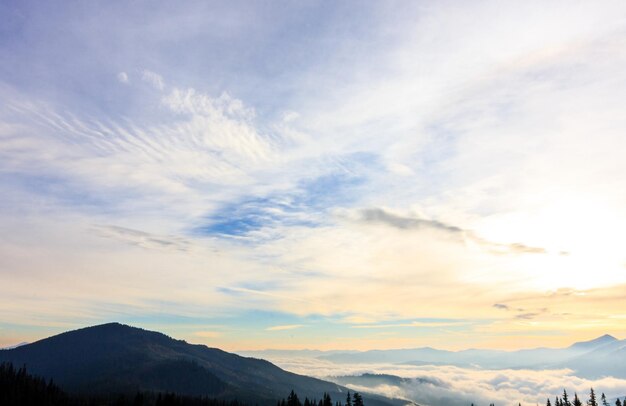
[256,357,626,406]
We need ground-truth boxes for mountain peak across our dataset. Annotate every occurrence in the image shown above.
[569,334,618,350]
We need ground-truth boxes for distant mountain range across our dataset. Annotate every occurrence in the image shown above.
[242,334,626,379]
[0,323,401,406]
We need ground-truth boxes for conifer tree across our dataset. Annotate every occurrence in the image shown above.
[589,388,598,406]
[353,392,364,406]
[563,390,571,406]
[600,393,609,406]
[574,393,583,406]
[288,390,302,406]
[616,399,623,406]
[547,399,552,406]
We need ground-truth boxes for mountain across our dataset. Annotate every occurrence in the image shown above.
[318,335,626,378]
[318,347,456,365]
[562,335,626,378]
[0,323,400,406]
[568,334,618,351]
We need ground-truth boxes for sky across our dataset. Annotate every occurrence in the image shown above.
[1,0,626,351]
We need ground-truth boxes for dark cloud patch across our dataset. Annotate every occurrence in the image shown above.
[515,312,541,320]
[361,207,465,234]
[359,207,548,256]
[493,303,510,311]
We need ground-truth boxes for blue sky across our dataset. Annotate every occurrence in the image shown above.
[1,0,626,350]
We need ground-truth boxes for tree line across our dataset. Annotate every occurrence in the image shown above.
[0,362,242,405]
[471,388,626,406]
[0,362,364,406]
[547,388,624,406]
[277,390,364,406]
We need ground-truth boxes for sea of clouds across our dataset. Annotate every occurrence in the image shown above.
[261,356,626,406]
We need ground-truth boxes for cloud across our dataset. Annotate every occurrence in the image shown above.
[256,356,626,406]
[493,304,510,311]
[360,208,464,234]
[0,79,284,216]
[2,0,626,351]
[117,72,129,84]
[515,312,541,320]
[359,207,547,255]
[266,324,304,331]
[92,225,191,251]
[141,69,165,90]
[163,88,255,120]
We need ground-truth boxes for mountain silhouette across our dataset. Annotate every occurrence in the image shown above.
[0,323,398,405]
[314,334,626,378]
[568,334,617,350]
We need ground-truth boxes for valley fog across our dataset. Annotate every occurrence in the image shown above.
[242,354,626,406]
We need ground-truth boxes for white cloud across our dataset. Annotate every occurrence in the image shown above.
[257,357,626,406]
[117,71,129,84]
[141,69,165,90]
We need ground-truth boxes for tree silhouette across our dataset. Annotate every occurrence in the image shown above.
[601,393,609,406]
[574,393,583,406]
[588,388,598,406]
[287,390,302,406]
[563,390,571,406]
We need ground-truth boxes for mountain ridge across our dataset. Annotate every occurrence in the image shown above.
[0,323,402,406]
[326,334,626,378]
[243,334,626,379]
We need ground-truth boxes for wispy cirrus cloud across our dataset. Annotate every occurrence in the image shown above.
[1,0,626,351]
[142,70,165,90]
[92,225,192,252]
